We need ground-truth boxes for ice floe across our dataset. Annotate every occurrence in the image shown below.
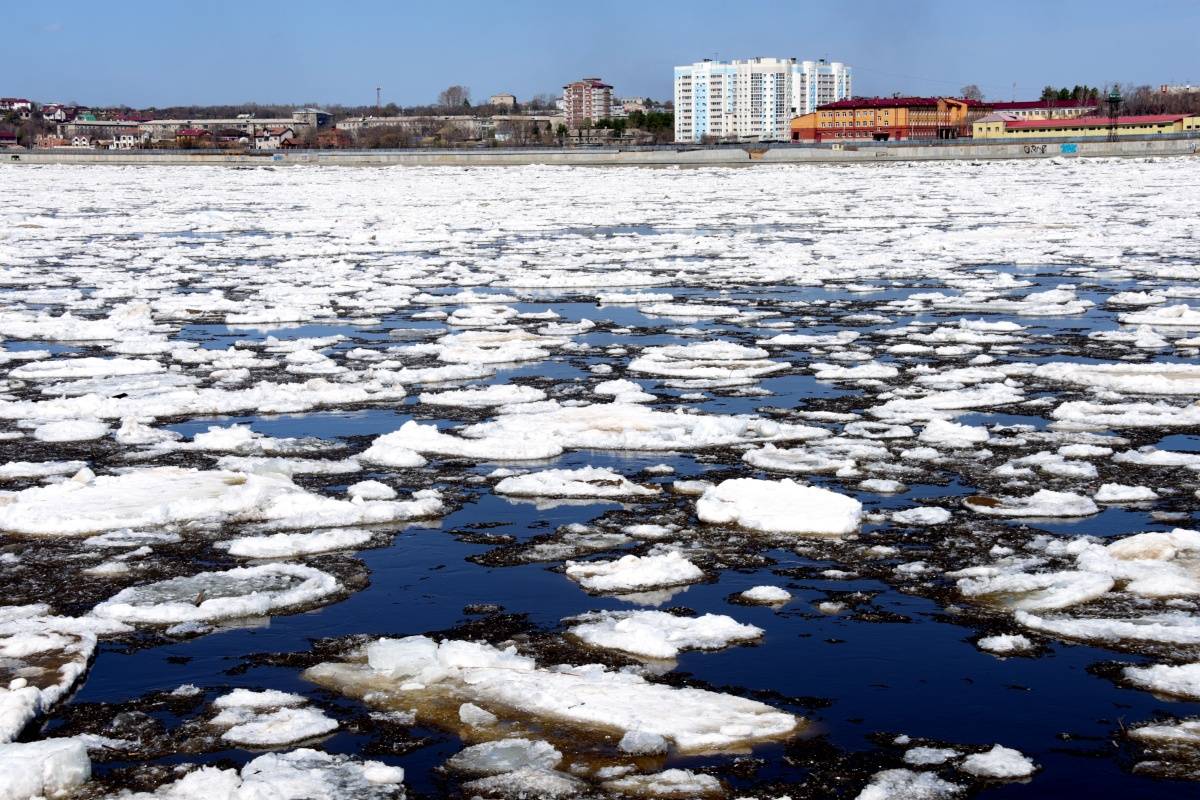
[565,552,704,594]
[91,564,341,625]
[0,466,442,535]
[306,636,799,752]
[567,610,762,659]
[696,478,862,535]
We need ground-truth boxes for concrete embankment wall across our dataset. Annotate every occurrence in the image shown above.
[4,137,1198,167]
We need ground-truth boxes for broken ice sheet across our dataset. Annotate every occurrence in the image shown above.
[305,636,800,756]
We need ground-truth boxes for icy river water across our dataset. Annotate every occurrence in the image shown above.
[2,160,1200,799]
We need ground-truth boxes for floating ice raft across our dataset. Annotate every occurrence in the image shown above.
[305,636,799,753]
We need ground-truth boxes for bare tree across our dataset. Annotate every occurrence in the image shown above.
[960,84,984,101]
[437,85,471,109]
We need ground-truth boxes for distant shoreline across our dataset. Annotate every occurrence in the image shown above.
[4,136,1198,167]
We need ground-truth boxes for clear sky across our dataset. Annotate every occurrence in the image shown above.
[8,0,1199,107]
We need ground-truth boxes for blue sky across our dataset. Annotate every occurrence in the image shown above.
[8,0,1199,106]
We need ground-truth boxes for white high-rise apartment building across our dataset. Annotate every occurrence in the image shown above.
[673,57,852,143]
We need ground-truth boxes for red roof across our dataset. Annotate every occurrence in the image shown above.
[990,99,1095,110]
[564,78,613,90]
[176,128,209,136]
[817,96,987,110]
[1004,114,1185,130]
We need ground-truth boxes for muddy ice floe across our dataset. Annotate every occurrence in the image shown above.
[306,636,799,753]
[962,490,1098,518]
[0,606,130,743]
[696,478,862,536]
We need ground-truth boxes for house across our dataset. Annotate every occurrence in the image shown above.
[41,104,78,123]
[109,133,140,150]
[175,128,212,146]
[0,130,19,148]
[34,134,70,148]
[316,129,352,149]
[488,92,517,109]
[254,126,295,150]
[69,135,95,148]
[0,98,33,118]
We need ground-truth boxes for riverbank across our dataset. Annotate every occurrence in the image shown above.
[4,135,1199,166]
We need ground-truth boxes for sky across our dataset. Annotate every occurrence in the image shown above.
[7,0,1199,107]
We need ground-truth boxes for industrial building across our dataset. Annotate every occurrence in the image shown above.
[972,113,1200,139]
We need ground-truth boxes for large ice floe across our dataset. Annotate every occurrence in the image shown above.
[306,636,799,753]
[0,466,442,535]
[5,158,1200,796]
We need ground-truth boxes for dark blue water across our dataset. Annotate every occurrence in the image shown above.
[30,270,1200,797]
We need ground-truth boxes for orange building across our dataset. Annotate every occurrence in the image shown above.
[790,97,990,142]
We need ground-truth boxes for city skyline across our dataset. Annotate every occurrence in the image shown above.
[6,0,1200,108]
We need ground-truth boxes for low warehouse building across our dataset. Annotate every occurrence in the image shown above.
[973,113,1200,139]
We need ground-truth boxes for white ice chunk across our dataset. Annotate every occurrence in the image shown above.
[0,738,90,800]
[565,552,703,593]
[738,586,791,605]
[495,467,659,499]
[445,738,561,776]
[568,610,762,659]
[855,768,961,800]
[696,478,862,536]
[958,744,1035,779]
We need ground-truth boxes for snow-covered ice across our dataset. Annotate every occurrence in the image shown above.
[696,478,862,535]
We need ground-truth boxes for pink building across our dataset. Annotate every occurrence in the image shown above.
[562,78,613,129]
